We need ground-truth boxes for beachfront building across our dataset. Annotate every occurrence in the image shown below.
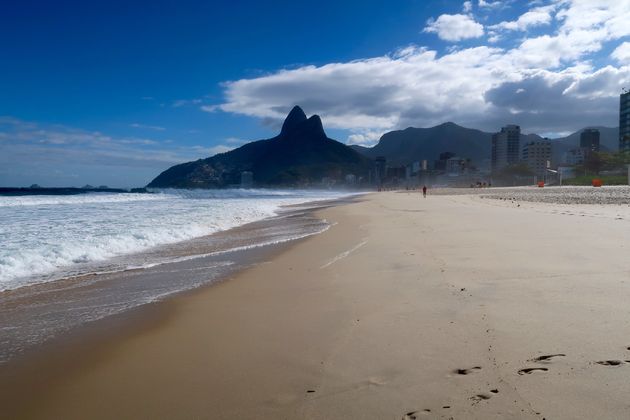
[446,156,464,175]
[374,156,386,186]
[386,166,406,183]
[434,152,455,171]
[563,147,588,165]
[580,128,600,152]
[620,90,630,151]
[491,125,520,172]
[522,140,551,180]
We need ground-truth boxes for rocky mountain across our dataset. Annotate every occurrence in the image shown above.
[351,122,492,165]
[147,106,371,188]
[351,123,619,166]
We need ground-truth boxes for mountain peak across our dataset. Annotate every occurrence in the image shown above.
[147,105,369,188]
[278,107,327,141]
[299,114,326,140]
[437,121,461,129]
[280,105,308,135]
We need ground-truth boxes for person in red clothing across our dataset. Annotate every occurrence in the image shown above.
[422,185,427,198]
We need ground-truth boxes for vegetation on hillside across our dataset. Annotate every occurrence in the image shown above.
[575,151,630,175]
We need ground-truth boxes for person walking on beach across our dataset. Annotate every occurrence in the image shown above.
[422,185,427,198]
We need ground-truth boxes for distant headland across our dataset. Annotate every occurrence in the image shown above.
[0,186,149,196]
[147,106,372,189]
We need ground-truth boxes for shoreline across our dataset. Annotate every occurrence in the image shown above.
[3,191,630,419]
[0,195,360,364]
[0,188,358,292]
[0,196,364,417]
[0,194,367,418]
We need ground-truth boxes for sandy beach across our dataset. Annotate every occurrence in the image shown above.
[3,189,630,419]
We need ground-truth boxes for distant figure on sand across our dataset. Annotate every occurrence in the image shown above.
[422,185,427,198]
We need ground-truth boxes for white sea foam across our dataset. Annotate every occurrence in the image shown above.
[0,192,167,207]
[0,189,352,290]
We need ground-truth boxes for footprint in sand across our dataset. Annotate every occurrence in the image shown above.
[596,360,625,366]
[402,409,432,419]
[470,394,492,405]
[518,367,548,375]
[530,354,566,363]
[454,366,482,375]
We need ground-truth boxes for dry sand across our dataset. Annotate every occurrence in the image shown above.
[3,191,630,419]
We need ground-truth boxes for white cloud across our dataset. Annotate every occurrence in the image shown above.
[563,65,630,98]
[130,123,166,131]
[555,0,630,40]
[463,1,473,13]
[424,14,484,42]
[347,131,384,146]
[218,45,508,132]
[487,33,501,43]
[213,1,629,136]
[612,42,630,64]
[200,104,220,113]
[478,0,504,9]
[491,5,555,31]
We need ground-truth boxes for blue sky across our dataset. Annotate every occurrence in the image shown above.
[1,0,629,187]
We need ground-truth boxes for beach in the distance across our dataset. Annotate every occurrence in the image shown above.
[3,188,630,419]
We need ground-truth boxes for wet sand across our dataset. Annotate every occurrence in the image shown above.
[3,191,630,419]
[0,200,337,363]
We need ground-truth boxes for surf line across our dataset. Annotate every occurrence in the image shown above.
[320,239,368,269]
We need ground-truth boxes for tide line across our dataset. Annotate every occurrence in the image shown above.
[320,239,368,269]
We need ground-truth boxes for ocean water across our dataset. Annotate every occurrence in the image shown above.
[0,188,356,362]
[0,188,350,291]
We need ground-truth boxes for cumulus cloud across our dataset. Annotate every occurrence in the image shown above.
[491,5,555,31]
[483,71,622,131]
[612,42,630,64]
[212,1,630,137]
[487,33,501,43]
[424,14,484,42]
[563,65,630,98]
[347,131,385,146]
[463,1,473,13]
[217,45,512,132]
[555,0,630,39]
